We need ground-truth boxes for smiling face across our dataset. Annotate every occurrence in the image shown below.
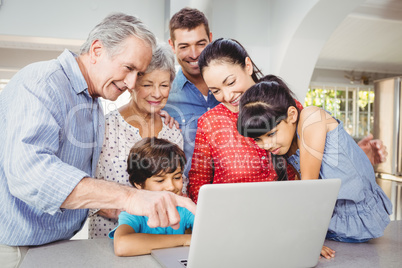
[135,167,183,195]
[169,25,211,79]
[130,69,171,116]
[202,58,256,113]
[88,36,152,101]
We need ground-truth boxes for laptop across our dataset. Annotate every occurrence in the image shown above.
[152,179,341,268]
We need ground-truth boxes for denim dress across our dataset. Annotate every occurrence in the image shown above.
[287,119,392,241]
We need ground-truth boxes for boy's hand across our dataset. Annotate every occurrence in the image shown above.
[320,245,335,259]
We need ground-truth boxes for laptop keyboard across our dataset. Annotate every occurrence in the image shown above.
[178,259,188,267]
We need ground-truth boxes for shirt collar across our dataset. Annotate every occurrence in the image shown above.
[174,67,191,92]
[57,49,89,95]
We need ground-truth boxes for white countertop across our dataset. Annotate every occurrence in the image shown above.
[20,220,402,268]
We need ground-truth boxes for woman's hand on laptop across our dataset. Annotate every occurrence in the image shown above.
[320,245,335,259]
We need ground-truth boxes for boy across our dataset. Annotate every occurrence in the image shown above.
[110,137,194,256]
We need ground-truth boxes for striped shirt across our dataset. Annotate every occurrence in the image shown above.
[0,49,104,246]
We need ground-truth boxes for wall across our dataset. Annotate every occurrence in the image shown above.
[0,0,372,100]
[273,0,365,100]
[0,0,166,40]
[207,0,271,74]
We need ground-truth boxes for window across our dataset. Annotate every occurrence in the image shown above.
[305,85,374,139]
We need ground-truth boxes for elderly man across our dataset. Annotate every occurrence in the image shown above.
[0,12,195,267]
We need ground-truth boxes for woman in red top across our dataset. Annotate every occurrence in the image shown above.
[188,38,300,203]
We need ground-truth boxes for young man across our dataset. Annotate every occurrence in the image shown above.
[165,8,220,178]
[0,12,195,267]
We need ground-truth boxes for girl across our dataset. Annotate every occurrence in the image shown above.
[237,76,392,243]
[109,137,193,256]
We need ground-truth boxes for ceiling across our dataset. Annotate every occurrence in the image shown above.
[315,0,402,76]
[0,0,401,81]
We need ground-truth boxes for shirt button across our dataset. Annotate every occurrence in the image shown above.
[207,107,210,111]
[262,156,266,159]
[182,119,186,123]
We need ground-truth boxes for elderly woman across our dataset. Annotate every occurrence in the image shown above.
[89,44,183,238]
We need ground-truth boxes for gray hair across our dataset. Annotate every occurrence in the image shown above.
[145,43,176,83]
[80,12,157,57]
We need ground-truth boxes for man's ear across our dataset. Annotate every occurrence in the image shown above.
[89,39,103,63]
[168,39,176,53]
[287,106,299,123]
[209,32,213,42]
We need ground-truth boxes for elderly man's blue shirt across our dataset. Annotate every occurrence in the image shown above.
[0,49,104,246]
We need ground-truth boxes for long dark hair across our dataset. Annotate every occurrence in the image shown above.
[237,75,299,181]
[198,38,263,83]
[126,137,186,188]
